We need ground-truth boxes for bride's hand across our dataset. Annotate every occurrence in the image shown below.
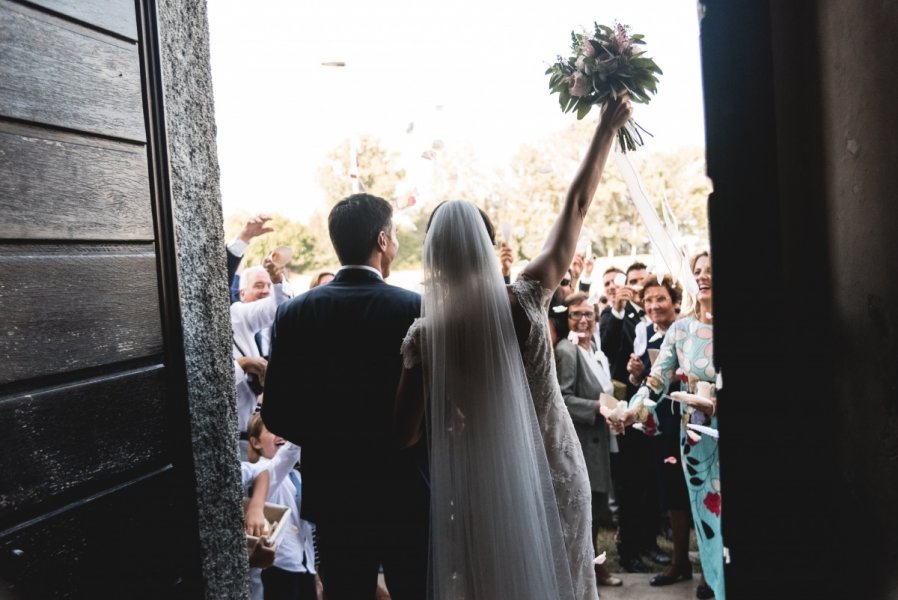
[600,95,634,134]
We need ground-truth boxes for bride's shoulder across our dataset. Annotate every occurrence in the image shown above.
[510,276,554,307]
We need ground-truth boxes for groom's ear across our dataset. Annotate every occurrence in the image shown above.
[376,229,389,252]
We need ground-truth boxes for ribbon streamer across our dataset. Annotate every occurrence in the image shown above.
[614,152,698,297]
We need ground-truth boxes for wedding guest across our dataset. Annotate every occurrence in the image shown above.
[308,271,334,289]
[548,268,575,347]
[600,265,645,390]
[616,251,723,600]
[625,261,648,289]
[499,241,514,284]
[599,266,666,573]
[600,267,624,318]
[626,275,694,587]
[228,214,275,303]
[569,252,585,290]
[243,465,275,573]
[577,255,596,294]
[245,413,317,600]
[232,258,290,459]
[554,292,621,588]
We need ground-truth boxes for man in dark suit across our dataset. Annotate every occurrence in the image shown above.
[262,194,427,600]
[599,262,667,573]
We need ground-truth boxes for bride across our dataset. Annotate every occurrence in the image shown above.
[395,96,632,599]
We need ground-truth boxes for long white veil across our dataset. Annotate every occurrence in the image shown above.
[422,200,575,600]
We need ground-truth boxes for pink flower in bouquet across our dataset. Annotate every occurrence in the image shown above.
[568,72,590,97]
[609,22,632,54]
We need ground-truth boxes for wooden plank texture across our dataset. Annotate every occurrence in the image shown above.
[0,122,153,240]
[0,1,145,141]
[0,468,198,597]
[0,366,169,516]
[25,0,137,40]
[0,244,163,385]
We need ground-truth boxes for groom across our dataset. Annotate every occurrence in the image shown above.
[262,194,428,600]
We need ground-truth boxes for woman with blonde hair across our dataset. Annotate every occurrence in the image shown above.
[615,252,723,599]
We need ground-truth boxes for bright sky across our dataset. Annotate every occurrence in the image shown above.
[208,0,705,222]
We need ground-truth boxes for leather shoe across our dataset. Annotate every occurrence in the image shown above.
[643,549,672,565]
[594,564,623,587]
[649,565,692,586]
[619,556,651,573]
[696,582,715,599]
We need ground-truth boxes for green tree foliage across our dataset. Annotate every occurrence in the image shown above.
[222,128,710,276]
[502,119,710,261]
[316,133,406,206]
[224,213,321,273]
[312,133,410,267]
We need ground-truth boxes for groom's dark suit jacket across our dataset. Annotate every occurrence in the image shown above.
[262,267,427,523]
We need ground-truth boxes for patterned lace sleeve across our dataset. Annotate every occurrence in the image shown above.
[400,318,424,369]
[508,278,553,354]
[510,277,554,317]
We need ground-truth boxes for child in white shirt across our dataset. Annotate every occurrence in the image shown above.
[245,412,317,600]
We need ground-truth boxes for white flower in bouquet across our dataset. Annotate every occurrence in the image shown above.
[546,22,662,152]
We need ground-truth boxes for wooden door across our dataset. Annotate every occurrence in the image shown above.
[0,0,201,596]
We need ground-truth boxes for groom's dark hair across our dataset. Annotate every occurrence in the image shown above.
[329,193,393,265]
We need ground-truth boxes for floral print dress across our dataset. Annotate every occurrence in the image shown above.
[630,315,724,599]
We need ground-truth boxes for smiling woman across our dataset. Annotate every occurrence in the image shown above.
[622,252,722,599]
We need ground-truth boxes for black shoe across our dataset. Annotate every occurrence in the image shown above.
[619,556,651,573]
[643,548,672,566]
[696,582,715,599]
[649,565,692,586]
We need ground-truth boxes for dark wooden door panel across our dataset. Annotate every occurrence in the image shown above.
[0,365,169,520]
[0,1,145,142]
[0,0,207,593]
[0,121,153,241]
[0,468,200,599]
[0,244,163,385]
[24,0,138,41]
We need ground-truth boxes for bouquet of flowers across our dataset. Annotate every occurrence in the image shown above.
[546,22,662,152]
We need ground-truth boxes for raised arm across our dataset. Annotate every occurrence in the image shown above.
[522,97,633,289]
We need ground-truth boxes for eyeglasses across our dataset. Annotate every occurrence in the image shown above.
[569,311,595,320]
[560,278,571,287]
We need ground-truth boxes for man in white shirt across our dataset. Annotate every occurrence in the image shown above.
[232,258,291,458]
[227,214,274,303]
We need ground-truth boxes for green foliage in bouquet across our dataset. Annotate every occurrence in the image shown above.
[546,22,662,152]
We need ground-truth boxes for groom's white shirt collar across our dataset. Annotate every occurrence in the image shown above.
[338,265,383,280]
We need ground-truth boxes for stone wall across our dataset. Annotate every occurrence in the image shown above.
[157,1,248,597]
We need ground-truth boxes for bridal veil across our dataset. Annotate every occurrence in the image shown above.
[422,200,575,600]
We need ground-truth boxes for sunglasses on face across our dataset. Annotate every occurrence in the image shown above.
[560,278,571,287]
